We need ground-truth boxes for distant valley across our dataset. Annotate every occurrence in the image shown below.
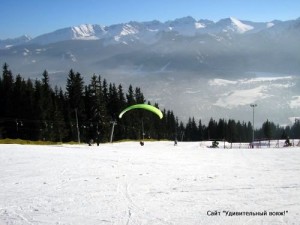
[1,16,300,125]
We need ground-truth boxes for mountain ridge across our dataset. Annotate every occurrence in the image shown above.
[1,16,299,48]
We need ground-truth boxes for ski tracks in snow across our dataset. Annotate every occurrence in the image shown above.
[0,207,34,225]
[113,155,173,225]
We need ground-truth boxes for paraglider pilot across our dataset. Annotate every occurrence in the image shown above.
[174,138,178,146]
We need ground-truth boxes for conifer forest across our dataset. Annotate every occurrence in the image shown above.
[1,63,300,143]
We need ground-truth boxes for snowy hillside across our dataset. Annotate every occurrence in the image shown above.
[0,142,300,225]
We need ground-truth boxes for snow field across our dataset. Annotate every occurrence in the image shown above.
[0,142,299,225]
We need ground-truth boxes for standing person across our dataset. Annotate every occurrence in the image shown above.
[96,131,100,146]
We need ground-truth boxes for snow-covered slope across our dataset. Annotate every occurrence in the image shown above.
[207,17,254,34]
[0,142,299,225]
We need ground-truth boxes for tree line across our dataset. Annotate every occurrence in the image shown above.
[183,117,300,142]
[1,63,299,143]
[0,63,179,143]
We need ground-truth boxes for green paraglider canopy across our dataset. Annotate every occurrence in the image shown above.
[119,104,163,119]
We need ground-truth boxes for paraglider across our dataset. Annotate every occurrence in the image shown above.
[118,104,163,119]
[118,104,163,146]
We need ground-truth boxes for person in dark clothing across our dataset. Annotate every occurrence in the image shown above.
[96,131,100,146]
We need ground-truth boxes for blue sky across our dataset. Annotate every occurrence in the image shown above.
[1,0,300,39]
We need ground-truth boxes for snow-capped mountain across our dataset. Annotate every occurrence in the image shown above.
[209,17,254,33]
[31,24,106,45]
[1,16,300,125]
[1,16,298,47]
[0,35,32,49]
[1,16,299,82]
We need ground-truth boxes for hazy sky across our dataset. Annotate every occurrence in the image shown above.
[1,0,300,39]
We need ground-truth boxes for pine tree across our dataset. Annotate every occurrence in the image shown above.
[115,84,127,140]
[107,83,119,120]
[167,111,174,139]
[65,70,85,141]
[40,70,54,140]
[117,84,126,109]
[88,75,109,142]
[66,70,84,110]
[198,120,204,141]
[52,86,68,142]
[247,121,252,142]
[262,119,274,140]
[11,75,28,139]
[126,85,135,105]
[151,103,164,140]
[178,121,185,141]
[1,63,14,118]
[291,119,300,139]
[102,78,109,106]
[207,118,217,140]
[217,119,226,140]
[124,85,137,139]
[227,119,237,142]
[134,87,145,104]
[185,117,198,141]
